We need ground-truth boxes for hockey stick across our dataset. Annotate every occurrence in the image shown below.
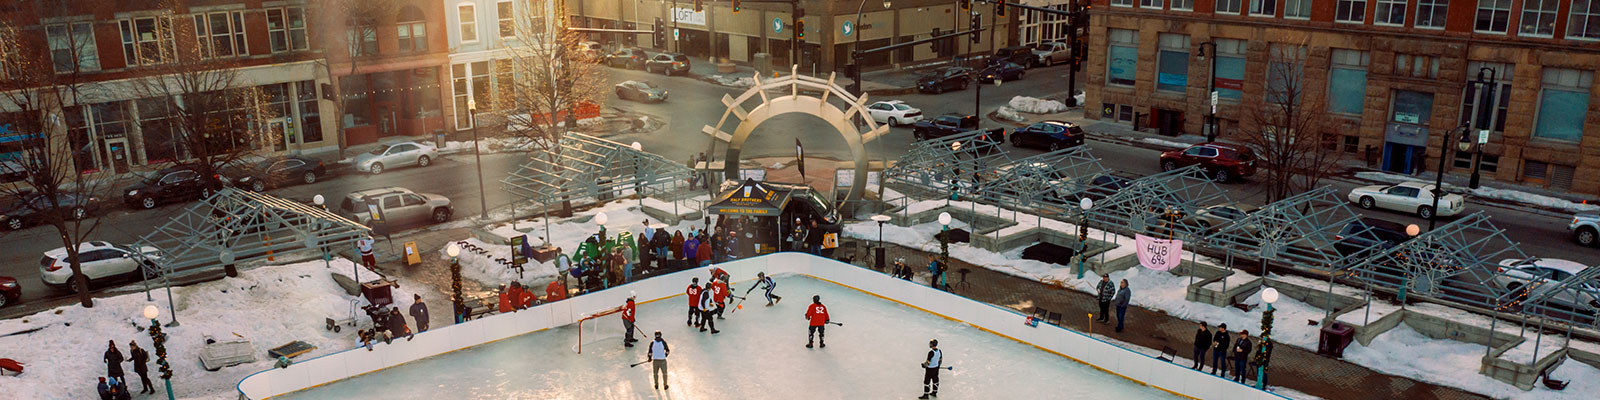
[827,321,844,326]
[630,359,651,368]
[730,295,749,313]
[919,364,955,371]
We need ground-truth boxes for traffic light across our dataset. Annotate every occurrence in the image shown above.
[652,18,665,48]
[970,13,981,44]
[996,0,1006,17]
[732,0,740,13]
[960,0,970,11]
[796,19,805,40]
[694,0,703,12]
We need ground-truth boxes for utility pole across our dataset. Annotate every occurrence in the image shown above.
[1066,0,1080,105]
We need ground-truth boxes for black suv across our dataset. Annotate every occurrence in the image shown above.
[990,45,1035,67]
[1334,218,1412,259]
[222,156,326,192]
[122,165,220,209]
[1010,120,1085,151]
[916,67,971,94]
[2,192,97,230]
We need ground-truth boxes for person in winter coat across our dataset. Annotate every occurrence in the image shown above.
[788,218,807,252]
[683,236,700,264]
[652,229,671,265]
[695,239,712,266]
[671,231,686,261]
[806,220,824,255]
[104,340,125,383]
[388,307,412,340]
[1113,279,1132,332]
[545,279,567,302]
[1233,330,1254,383]
[1191,321,1212,370]
[1095,275,1115,324]
[409,294,431,333]
[710,227,724,262]
[1211,324,1231,377]
[129,341,153,394]
[636,232,651,270]
[612,248,632,284]
[497,284,515,313]
[98,377,112,400]
[805,295,830,348]
[108,378,130,400]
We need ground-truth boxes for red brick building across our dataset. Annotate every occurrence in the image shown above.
[1084,0,1600,194]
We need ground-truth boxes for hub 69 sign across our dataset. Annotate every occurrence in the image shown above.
[1135,234,1182,271]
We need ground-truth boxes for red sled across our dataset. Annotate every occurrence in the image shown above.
[0,358,24,375]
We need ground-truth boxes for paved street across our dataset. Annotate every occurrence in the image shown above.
[2,62,1595,313]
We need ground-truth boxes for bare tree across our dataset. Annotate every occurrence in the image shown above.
[0,17,122,307]
[500,0,609,158]
[314,0,399,159]
[1239,43,1337,202]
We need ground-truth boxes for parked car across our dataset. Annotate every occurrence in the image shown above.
[223,156,326,192]
[865,100,924,126]
[605,47,650,69]
[2,192,98,230]
[1493,257,1600,309]
[1009,120,1085,151]
[912,114,1004,144]
[0,275,18,308]
[1332,217,1412,259]
[615,80,668,103]
[1347,181,1465,219]
[645,53,691,76]
[122,164,221,210]
[1572,213,1600,247]
[1158,143,1257,183]
[39,241,161,292]
[0,159,27,183]
[1181,202,1260,234]
[577,41,605,60]
[354,141,438,175]
[337,187,454,227]
[1032,41,1072,66]
[990,45,1035,67]
[978,62,1026,83]
[1076,174,1134,202]
[916,67,971,94]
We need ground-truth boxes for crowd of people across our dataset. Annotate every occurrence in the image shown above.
[358,294,430,351]
[1191,321,1259,385]
[97,340,154,399]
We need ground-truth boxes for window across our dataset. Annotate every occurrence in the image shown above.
[341,75,370,127]
[119,17,174,66]
[91,102,129,143]
[1285,0,1313,19]
[1518,0,1560,37]
[458,4,479,42]
[1328,49,1369,115]
[498,1,516,38]
[1106,29,1138,87]
[46,23,99,73]
[1212,39,1246,100]
[398,6,428,53]
[1157,34,1189,92]
[1390,90,1434,125]
[1173,0,1194,11]
[1266,44,1305,105]
[193,11,248,58]
[1336,0,1367,23]
[136,98,178,163]
[1476,0,1511,33]
[1111,0,1133,7]
[1249,0,1276,16]
[1216,0,1242,14]
[347,28,378,56]
[1571,0,1600,40]
[1394,54,1439,79]
[297,81,322,143]
[1343,135,1360,154]
[1375,0,1406,25]
[1459,62,1513,134]
[495,59,514,105]
[267,8,310,53]
[452,62,490,129]
[1453,152,1499,173]
[1533,68,1593,142]
[1141,0,1165,8]
[1415,0,1449,28]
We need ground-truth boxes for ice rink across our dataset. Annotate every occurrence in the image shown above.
[280,275,1178,399]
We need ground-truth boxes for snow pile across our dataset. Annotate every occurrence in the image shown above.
[440,136,536,155]
[710,74,757,88]
[1354,171,1600,213]
[576,116,605,127]
[1008,96,1067,114]
[1073,91,1086,107]
[995,106,1027,123]
[0,258,416,399]
[1139,137,1191,149]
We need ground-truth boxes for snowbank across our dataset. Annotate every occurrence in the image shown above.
[1354,171,1600,213]
[709,74,757,88]
[1139,137,1191,149]
[439,136,536,155]
[995,106,1026,123]
[0,258,416,400]
[1008,96,1067,114]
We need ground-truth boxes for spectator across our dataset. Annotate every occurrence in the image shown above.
[359,329,376,351]
[696,237,712,266]
[1233,330,1253,384]
[545,279,568,302]
[109,377,130,400]
[388,307,412,341]
[652,228,671,266]
[637,232,651,271]
[103,340,125,384]
[129,341,153,394]
[409,294,430,333]
[1211,324,1230,377]
[98,377,111,400]
[1191,322,1211,370]
[1094,275,1115,324]
[1113,279,1131,333]
[710,226,724,262]
[684,234,700,263]
[357,236,377,271]
[787,218,806,252]
[612,248,631,283]
[671,230,686,262]
[807,220,824,255]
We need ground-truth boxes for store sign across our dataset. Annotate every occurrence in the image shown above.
[1384,123,1430,147]
[1213,77,1244,91]
[672,7,706,26]
[772,18,784,33]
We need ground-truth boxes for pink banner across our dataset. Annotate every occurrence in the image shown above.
[1135,234,1183,271]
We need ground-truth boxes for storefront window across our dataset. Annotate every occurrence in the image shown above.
[341,75,371,128]
[1106,29,1138,87]
[1391,90,1434,125]
[1533,68,1593,142]
[65,107,96,174]
[136,98,178,163]
[1212,38,1245,100]
[297,81,323,143]
[1156,34,1189,93]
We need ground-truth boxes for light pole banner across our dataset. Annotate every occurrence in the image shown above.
[1135,234,1182,271]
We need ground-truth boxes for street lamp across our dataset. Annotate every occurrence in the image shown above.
[1076,197,1093,279]
[313,195,330,269]
[446,243,464,323]
[1428,124,1470,231]
[1256,288,1279,389]
[1196,41,1219,142]
[849,0,892,96]
[467,99,488,220]
[871,214,892,271]
[595,211,609,245]
[143,305,175,400]
[1399,224,1420,304]
[630,142,644,210]
[938,212,952,290]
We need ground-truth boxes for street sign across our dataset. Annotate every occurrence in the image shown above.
[842,20,854,36]
[772,18,784,33]
[673,28,681,40]
[1210,91,1219,114]
[1478,129,1490,144]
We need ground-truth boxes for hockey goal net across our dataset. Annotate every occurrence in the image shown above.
[572,308,624,354]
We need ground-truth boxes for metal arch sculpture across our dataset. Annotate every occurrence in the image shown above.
[701,66,890,201]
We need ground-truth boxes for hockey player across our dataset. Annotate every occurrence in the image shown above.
[697,282,719,334]
[804,295,829,348]
[745,272,783,306]
[920,339,943,399]
[621,294,638,348]
[708,266,730,283]
[710,277,730,320]
[649,331,670,390]
[685,278,702,327]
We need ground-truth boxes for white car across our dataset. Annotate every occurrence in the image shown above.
[354,141,439,175]
[866,100,924,126]
[1493,257,1600,310]
[1347,181,1465,219]
[39,241,161,291]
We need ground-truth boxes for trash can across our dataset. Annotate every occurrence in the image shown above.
[433,129,446,148]
[1317,322,1355,358]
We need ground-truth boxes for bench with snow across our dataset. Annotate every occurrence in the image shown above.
[200,334,257,371]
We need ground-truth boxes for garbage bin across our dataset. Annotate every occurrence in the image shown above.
[434,129,446,148]
[1317,322,1355,358]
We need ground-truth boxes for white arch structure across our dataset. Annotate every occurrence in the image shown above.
[701,66,890,201]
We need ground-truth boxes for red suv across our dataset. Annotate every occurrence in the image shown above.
[1158,143,1256,182]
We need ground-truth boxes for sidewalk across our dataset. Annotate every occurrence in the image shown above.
[838,242,1487,400]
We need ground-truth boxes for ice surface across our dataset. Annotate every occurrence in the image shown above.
[278,275,1179,399]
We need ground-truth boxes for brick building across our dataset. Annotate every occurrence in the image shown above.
[1083,0,1600,194]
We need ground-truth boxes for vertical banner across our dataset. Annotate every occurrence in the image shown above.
[795,138,806,181]
[1135,234,1183,271]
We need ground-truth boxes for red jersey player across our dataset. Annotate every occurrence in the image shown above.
[805,295,830,348]
[685,277,702,327]
[711,278,730,320]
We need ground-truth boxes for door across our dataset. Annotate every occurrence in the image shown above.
[268,119,290,152]
[1381,143,1416,173]
[159,170,200,201]
[377,195,408,225]
[401,193,429,224]
[105,139,131,175]
[80,249,124,280]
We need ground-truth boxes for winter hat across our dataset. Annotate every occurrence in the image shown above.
[692,277,699,284]
[929,339,938,347]
[1219,323,1227,329]
[812,295,821,303]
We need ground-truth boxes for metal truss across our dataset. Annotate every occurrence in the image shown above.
[132,188,371,284]
[1084,165,1233,240]
[982,147,1111,212]
[1201,186,1374,270]
[882,130,1012,199]
[502,132,692,206]
[1343,213,1547,313]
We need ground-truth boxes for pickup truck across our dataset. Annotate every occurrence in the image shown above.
[1031,41,1072,67]
[912,114,1006,145]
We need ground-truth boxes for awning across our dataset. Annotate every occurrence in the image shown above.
[708,179,793,216]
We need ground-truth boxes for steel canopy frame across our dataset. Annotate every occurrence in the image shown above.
[882,130,1013,199]
[1341,213,1555,316]
[132,188,371,285]
[1200,186,1375,270]
[983,147,1111,212]
[1084,165,1233,240]
[502,132,691,211]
